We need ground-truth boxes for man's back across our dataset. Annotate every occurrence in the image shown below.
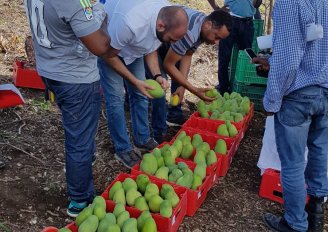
[103,0,170,65]
[24,0,105,83]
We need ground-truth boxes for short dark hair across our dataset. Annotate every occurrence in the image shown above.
[159,6,188,29]
[206,10,232,32]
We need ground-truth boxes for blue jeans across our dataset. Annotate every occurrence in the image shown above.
[144,58,167,140]
[274,86,328,231]
[42,78,101,202]
[218,17,254,94]
[98,57,150,154]
[167,80,183,120]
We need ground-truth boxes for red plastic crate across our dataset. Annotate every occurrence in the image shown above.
[131,161,212,217]
[259,169,310,204]
[182,116,240,143]
[0,88,24,109]
[172,127,237,177]
[259,169,284,204]
[190,112,245,131]
[101,173,187,232]
[13,60,45,90]
[41,227,59,232]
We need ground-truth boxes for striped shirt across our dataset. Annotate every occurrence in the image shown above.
[171,7,206,56]
[264,0,328,112]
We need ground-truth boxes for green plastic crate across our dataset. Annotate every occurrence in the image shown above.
[234,50,268,85]
[228,45,239,82]
[232,81,267,111]
[253,19,264,40]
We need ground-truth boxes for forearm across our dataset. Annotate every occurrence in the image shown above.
[144,51,163,78]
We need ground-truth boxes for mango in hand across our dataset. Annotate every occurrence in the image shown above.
[144,79,165,98]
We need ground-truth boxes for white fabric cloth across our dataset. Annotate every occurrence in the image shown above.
[257,116,308,175]
[104,0,170,65]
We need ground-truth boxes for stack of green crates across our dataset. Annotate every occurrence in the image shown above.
[228,19,267,111]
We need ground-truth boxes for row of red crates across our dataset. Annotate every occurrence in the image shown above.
[42,97,254,232]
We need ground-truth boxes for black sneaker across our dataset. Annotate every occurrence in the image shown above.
[135,138,158,154]
[306,196,324,232]
[114,150,140,168]
[63,155,97,173]
[166,116,187,127]
[263,213,301,232]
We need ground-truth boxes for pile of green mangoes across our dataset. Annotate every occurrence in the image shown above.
[217,121,238,137]
[67,196,157,232]
[197,91,251,122]
[108,175,179,218]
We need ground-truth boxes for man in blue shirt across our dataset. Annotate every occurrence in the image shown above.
[254,0,328,231]
[207,0,257,95]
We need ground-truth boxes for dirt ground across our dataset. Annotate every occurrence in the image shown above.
[0,1,327,232]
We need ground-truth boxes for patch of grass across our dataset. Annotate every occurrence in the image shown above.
[0,221,11,232]
[29,99,53,111]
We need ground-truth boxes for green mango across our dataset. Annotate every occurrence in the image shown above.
[191,134,203,147]
[103,213,116,224]
[164,190,180,208]
[126,189,142,206]
[76,205,93,226]
[106,224,121,232]
[113,188,126,205]
[122,218,138,232]
[122,178,137,192]
[141,217,157,232]
[160,144,171,153]
[108,181,123,200]
[97,213,116,232]
[173,139,183,156]
[152,147,161,157]
[191,174,203,190]
[93,203,106,220]
[207,150,217,166]
[194,163,206,180]
[223,92,230,100]
[136,174,150,194]
[234,113,244,123]
[160,184,175,199]
[58,228,72,232]
[217,124,229,137]
[177,162,188,170]
[144,183,159,202]
[176,173,193,188]
[194,150,206,164]
[148,195,163,213]
[176,131,187,140]
[134,196,149,211]
[228,123,238,137]
[113,202,125,217]
[140,153,158,175]
[78,215,99,232]
[153,151,164,168]
[180,143,193,159]
[168,168,184,182]
[163,149,175,166]
[155,166,169,181]
[198,142,210,156]
[199,109,209,118]
[144,79,165,98]
[181,136,192,146]
[215,139,227,155]
[116,211,130,228]
[137,211,152,231]
[93,196,106,209]
[160,200,173,218]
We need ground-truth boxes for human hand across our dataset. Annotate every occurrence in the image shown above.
[156,76,169,90]
[172,86,185,103]
[193,87,216,102]
[252,57,270,72]
[135,80,154,99]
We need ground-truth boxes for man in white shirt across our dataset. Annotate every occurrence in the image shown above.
[98,0,188,168]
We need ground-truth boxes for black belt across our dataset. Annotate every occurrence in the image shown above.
[231,16,253,22]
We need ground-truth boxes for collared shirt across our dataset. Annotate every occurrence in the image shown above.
[104,0,170,65]
[171,7,206,56]
[224,0,255,18]
[264,0,328,112]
